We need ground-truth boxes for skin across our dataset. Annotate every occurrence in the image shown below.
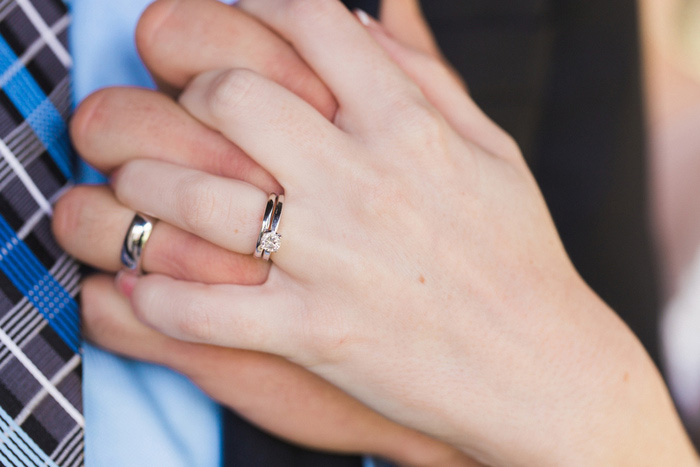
[56,0,700,464]
[54,0,473,465]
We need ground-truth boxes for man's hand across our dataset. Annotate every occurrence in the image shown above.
[53,0,474,464]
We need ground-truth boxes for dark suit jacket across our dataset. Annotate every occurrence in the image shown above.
[222,1,676,464]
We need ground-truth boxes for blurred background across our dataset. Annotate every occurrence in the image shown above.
[641,0,700,444]
[642,0,700,292]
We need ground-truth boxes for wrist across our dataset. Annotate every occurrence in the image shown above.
[439,277,699,466]
[545,285,699,466]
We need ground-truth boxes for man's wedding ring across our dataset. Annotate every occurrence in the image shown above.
[121,213,155,274]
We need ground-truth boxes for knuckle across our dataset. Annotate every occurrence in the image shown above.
[174,172,219,233]
[205,69,259,121]
[52,186,92,250]
[71,88,162,172]
[135,0,180,58]
[388,102,454,170]
[401,104,447,150]
[112,160,142,199]
[70,89,112,157]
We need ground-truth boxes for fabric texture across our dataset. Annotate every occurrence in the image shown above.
[0,0,83,465]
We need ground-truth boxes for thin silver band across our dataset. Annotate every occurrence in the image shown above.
[254,194,277,259]
[263,194,284,261]
[255,193,283,261]
[120,214,155,274]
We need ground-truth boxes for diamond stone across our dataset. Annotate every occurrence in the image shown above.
[260,231,282,252]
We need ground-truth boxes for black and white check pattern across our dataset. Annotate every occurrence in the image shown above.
[0,0,83,465]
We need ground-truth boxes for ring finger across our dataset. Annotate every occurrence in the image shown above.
[53,185,268,284]
[111,159,296,263]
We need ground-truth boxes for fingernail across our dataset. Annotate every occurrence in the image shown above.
[115,271,138,299]
[354,9,374,27]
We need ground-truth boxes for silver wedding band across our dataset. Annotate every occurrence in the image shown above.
[121,213,155,274]
[255,193,284,261]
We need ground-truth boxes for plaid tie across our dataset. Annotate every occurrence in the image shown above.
[0,0,83,466]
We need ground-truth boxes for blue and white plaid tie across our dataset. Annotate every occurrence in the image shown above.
[0,0,83,465]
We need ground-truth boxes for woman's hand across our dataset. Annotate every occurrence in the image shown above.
[89,0,697,464]
[53,0,475,464]
[57,88,468,465]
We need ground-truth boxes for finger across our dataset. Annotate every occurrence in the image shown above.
[112,160,278,257]
[84,274,286,389]
[136,0,336,119]
[179,68,344,186]
[82,275,361,451]
[81,274,179,361]
[82,275,474,465]
[379,0,441,58]
[71,87,280,193]
[237,0,423,125]
[53,185,268,284]
[119,270,297,356]
[360,15,523,164]
[376,3,469,92]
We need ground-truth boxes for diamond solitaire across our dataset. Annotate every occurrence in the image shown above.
[260,231,282,253]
